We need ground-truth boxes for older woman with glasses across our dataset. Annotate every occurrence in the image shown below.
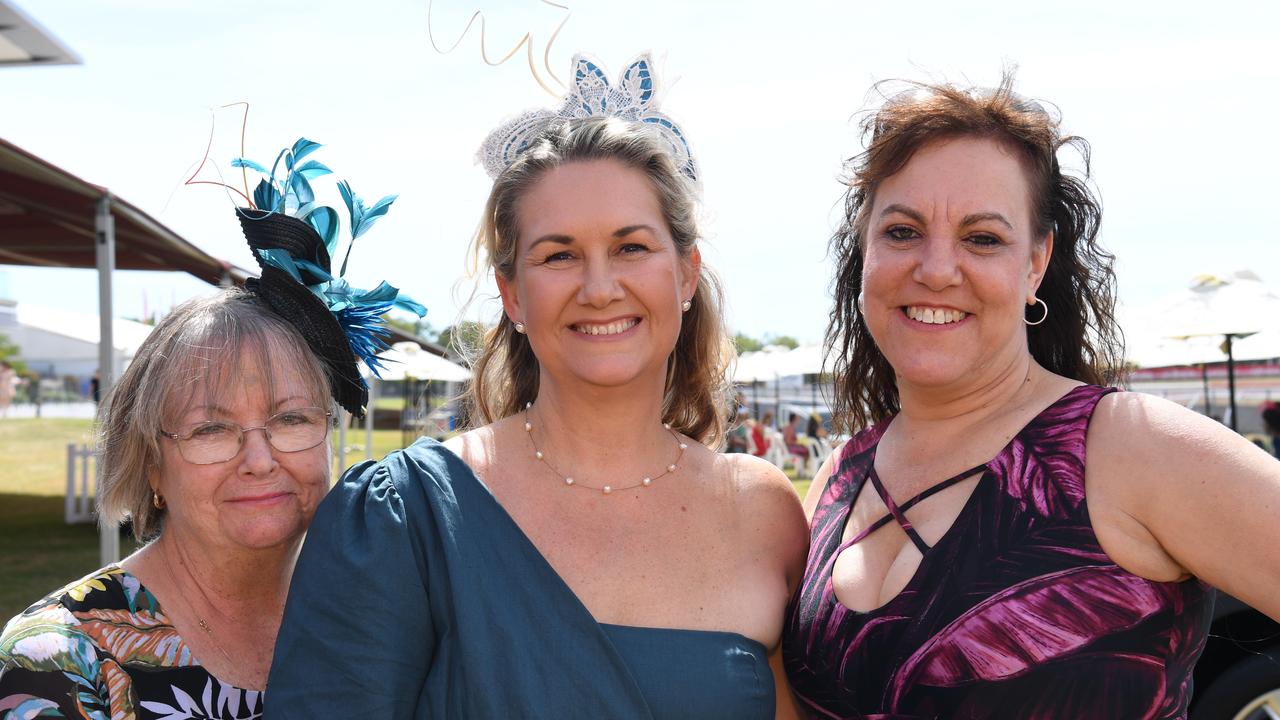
[0,290,332,719]
[0,143,422,718]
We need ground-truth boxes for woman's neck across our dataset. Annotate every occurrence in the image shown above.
[895,351,1043,427]
[133,530,298,627]
[526,373,680,479]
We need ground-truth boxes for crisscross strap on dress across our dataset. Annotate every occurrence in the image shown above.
[839,461,990,556]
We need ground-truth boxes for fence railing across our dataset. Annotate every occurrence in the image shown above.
[65,443,96,524]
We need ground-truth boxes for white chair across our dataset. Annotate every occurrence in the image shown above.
[761,427,789,469]
[806,436,832,478]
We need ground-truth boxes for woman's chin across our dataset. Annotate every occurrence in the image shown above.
[561,359,662,390]
[892,362,974,391]
[218,516,308,552]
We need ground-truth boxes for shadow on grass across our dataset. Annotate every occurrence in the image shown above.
[0,493,136,622]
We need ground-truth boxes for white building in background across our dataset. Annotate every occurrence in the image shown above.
[0,299,153,381]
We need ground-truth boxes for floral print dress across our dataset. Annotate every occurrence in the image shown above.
[0,566,262,720]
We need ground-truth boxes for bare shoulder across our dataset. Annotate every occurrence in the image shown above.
[720,452,803,509]
[717,452,809,579]
[1088,390,1258,476]
[441,422,500,477]
[1086,389,1279,562]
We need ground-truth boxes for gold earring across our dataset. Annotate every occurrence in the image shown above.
[152,491,165,509]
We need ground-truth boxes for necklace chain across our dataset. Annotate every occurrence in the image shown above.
[158,553,237,668]
[523,401,688,495]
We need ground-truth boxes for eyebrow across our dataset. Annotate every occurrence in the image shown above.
[180,395,312,420]
[879,204,1014,231]
[528,224,659,250]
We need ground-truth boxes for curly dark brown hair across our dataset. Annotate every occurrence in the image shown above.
[827,72,1125,434]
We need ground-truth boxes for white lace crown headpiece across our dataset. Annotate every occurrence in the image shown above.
[478,53,698,183]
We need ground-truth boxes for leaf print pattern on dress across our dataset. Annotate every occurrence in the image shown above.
[1,567,264,720]
[139,679,261,720]
[783,386,1216,720]
[0,693,64,719]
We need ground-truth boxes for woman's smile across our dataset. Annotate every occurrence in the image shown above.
[569,316,642,338]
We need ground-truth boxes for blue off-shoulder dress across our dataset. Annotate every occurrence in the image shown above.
[265,438,773,719]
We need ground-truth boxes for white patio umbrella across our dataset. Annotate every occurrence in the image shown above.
[1129,271,1280,430]
[733,346,794,422]
[371,342,473,383]
[354,342,472,459]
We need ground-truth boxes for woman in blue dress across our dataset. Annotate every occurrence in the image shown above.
[265,54,809,719]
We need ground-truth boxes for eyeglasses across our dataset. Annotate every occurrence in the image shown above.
[160,407,332,465]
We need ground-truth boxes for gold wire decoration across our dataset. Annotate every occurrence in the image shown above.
[426,0,570,98]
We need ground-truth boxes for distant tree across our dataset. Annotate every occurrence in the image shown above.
[764,334,799,349]
[0,333,27,374]
[383,313,437,342]
[734,333,763,353]
[437,321,490,357]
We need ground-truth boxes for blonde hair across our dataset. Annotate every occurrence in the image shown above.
[97,288,330,540]
[466,117,733,446]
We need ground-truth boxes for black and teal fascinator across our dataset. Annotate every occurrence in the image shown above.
[232,138,425,418]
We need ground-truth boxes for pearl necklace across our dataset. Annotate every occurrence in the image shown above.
[523,401,688,495]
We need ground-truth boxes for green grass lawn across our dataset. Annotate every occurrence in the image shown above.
[0,419,107,620]
[1,418,813,622]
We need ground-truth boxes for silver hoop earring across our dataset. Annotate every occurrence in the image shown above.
[1024,298,1049,326]
[514,322,527,334]
[681,300,692,312]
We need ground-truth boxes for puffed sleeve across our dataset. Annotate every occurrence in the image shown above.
[265,454,436,718]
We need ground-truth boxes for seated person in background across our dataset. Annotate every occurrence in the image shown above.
[753,410,775,457]
[807,413,829,443]
[783,412,811,461]
[728,407,754,453]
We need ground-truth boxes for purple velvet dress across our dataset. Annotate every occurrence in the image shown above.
[783,385,1214,719]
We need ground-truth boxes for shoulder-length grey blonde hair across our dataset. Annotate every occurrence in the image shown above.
[97,288,331,540]
[465,117,734,446]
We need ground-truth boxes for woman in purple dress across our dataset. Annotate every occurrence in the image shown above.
[782,76,1280,719]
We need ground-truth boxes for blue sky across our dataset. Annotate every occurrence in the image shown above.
[3,0,1277,344]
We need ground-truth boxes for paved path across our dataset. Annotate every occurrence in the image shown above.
[2,402,97,419]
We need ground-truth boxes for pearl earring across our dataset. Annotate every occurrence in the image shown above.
[681,300,692,312]
[515,322,527,334]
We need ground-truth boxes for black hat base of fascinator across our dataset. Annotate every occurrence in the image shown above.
[219,137,425,418]
[238,209,367,417]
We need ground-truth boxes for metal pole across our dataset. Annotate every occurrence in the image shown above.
[365,378,376,460]
[1225,334,1238,432]
[1201,363,1212,418]
[96,195,120,565]
[337,410,348,472]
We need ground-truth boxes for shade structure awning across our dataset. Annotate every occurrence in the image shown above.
[734,344,829,383]
[0,1,80,68]
[1140,271,1280,341]
[0,137,254,285]
[364,341,471,383]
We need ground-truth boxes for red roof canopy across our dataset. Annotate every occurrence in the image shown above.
[0,137,252,285]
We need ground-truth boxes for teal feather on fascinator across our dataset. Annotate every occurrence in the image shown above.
[234,137,425,417]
